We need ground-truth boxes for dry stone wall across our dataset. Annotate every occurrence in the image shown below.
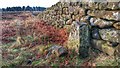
[38,1,120,58]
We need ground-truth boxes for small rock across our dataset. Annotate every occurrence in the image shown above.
[75,15,80,22]
[80,16,90,22]
[72,15,75,21]
[113,22,120,30]
[73,7,79,15]
[66,19,72,25]
[87,10,105,17]
[89,17,114,28]
[99,2,108,10]
[107,2,120,10]
[92,40,115,56]
[92,39,106,50]
[62,7,69,15]
[91,27,101,40]
[78,8,86,16]
[68,6,74,14]
[107,42,119,47]
[88,2,99,9]
[26,59,32,64]
[45,45,68,59]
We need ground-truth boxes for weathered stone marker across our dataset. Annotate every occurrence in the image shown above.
[79,22,91,59]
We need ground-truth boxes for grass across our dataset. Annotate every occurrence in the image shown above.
[2,32,119,67]
[95,54,118,66]
[2,36,119,67]
[30,48,84,66]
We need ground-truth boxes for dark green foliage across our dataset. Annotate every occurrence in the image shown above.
[2,6,46,11]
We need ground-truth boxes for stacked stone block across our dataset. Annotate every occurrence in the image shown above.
[38,1,120,59]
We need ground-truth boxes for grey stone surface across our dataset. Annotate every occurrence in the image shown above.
[91,27,101,39]
[79,22,91,59]
[46,45,68,58]
[89,17,114,28]
[99,29,120,43]
[88,10,120,21]
[92,39,115,56]
[113,22,120,30]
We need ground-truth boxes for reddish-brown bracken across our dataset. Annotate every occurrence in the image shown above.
[33,21,68,45]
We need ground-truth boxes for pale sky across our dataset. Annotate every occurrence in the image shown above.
[0,0,60,8]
